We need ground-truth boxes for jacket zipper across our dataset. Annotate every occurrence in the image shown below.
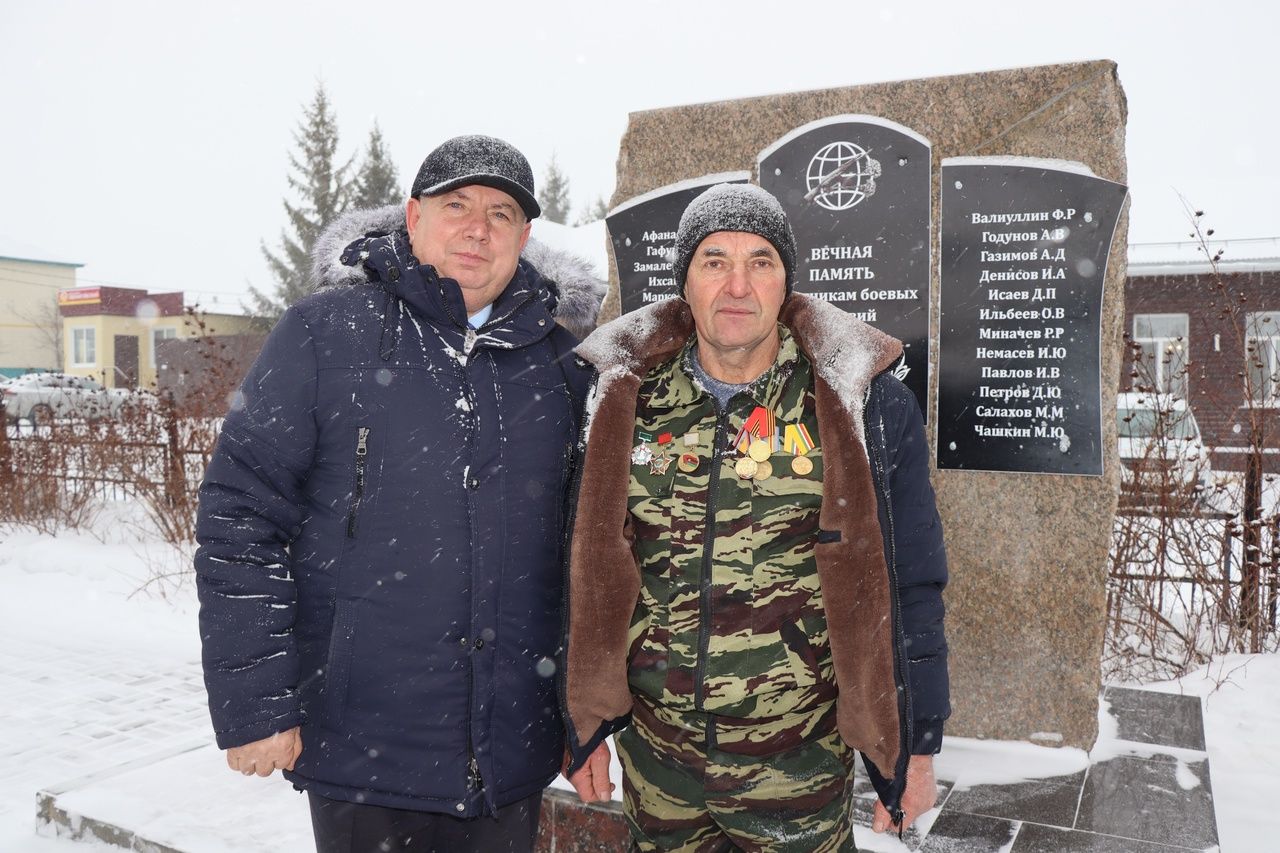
[693,409,730,711]
[433,275,543,802]
[457,356,483,806]
[864,381,913,825]
[346,427,370,538]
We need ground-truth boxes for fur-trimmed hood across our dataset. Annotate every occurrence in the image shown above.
[309,204,606,340]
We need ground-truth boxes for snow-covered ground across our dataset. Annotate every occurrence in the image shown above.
[0,504,207,852]
[1,503,1276,851]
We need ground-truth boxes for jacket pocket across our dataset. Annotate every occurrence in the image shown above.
[345,426,372,538]
[321,598,358,729]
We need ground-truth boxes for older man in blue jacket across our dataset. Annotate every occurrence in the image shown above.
[195,135,607,853]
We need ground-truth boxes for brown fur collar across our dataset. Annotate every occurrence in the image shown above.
[567,294,908,778]
[576,295,902,444]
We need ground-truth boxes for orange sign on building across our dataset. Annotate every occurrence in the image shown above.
[57,286,102,306]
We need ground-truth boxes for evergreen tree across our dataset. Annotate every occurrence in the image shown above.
[351,122,402,210]
[537,154,571,224]
[573,194,610,226]
[249,83,352,323]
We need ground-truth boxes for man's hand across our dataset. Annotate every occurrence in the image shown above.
[225,727,302,778]
[562,741,614,803]
[872,754,937,833]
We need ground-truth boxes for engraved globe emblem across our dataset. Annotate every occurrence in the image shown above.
[805,141,882,211]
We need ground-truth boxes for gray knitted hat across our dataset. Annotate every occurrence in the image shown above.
[673,183,796,295]
[410,134,540,220]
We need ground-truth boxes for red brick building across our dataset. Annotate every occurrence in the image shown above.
[1124,237,1280,472]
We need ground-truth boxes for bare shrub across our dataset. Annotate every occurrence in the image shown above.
[1108,212,1280,682]
[0,417,102,534]
[0,307,243,554]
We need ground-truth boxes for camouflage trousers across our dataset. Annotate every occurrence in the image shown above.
[617,695,857,852]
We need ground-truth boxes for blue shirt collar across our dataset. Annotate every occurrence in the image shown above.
[467,302,494,329]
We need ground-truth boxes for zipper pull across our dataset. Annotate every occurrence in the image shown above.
[467,754,482,790]
[356,427,370,456]
[463,328,478,355]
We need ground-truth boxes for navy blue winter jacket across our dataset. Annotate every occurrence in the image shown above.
[195,212,595,816]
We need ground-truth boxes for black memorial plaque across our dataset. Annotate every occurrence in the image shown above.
[607,172,750,315]
[759,115,932,415]
[936,158,1128,475]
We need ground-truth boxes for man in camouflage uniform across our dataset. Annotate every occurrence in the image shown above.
[561,184,950,851]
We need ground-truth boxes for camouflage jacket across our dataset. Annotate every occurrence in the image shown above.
[561,294,950,815]
[625,328,838,720]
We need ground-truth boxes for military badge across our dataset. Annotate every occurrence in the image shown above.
[632,443,655,466]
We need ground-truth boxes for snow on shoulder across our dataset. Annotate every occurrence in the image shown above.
[782,294,902,417]
[575,299,691,437]
[575,298,688,375]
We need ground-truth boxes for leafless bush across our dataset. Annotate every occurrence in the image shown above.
[1108,212,1280,682]
[0,418,103,534]
[0,307,241,553]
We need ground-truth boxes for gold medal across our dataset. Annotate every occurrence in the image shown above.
[748,438,771,462]
[678,453,700,473]
[791,455,813,476]
[735,457,758,479]
[752,460,773,481]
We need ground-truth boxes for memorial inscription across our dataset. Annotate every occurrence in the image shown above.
[759,115,932,414]
[937,158,1128,475]
[606,172,750,315]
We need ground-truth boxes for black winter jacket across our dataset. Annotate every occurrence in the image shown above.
[195,208,598,815]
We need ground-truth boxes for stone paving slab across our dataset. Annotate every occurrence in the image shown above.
[1104,685,1207,751]
[865,685,1221,852]
[1077,754,1218,849]
[941,770,1086,829]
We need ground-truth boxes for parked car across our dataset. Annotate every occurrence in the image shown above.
[1,372,131,424]
[1116,392,1210,495]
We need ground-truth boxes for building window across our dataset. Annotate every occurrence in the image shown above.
[1245,312,1280,404]
[152,327,178,367]
[71,328,97,367]
[1133,314,1189,398]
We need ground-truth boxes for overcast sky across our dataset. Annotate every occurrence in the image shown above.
[1,0,1276,311]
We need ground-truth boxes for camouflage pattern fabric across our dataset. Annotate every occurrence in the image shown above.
[617,695,857,852]
[626,327,836,719]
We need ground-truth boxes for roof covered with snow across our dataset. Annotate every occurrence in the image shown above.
[1128,236,1280,276]
[0,235,83,267]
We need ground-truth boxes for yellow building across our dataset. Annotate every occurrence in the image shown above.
[0,240,83,376]
[58,285,262,389]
